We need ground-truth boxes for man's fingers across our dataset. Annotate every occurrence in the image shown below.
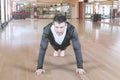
[76,69,85,75]
[35,69,45,75]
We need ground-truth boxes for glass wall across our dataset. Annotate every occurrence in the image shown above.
[85,4,93,18]
[35,3,70,18]
[99,5,112,19]
[12,2,70,19]
[84,1,119,19]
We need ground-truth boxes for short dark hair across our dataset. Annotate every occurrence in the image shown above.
[53,14,66,24]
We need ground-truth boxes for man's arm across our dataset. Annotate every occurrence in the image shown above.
[71,28,85,75]
[71,28,83,69]
[37,30,49,69]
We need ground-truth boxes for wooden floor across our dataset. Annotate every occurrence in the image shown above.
[0,19,120,80]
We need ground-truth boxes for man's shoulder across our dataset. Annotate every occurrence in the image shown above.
[66,22,75,29]
[44,23,52,29]
[43,23,52,34]
[66,22,75,32]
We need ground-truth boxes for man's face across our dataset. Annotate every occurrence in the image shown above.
[53,22,66,36]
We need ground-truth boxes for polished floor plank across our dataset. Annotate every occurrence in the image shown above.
[0,19,120,80]
[101,18,120,26]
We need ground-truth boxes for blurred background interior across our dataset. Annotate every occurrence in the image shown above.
[1,0,120,29]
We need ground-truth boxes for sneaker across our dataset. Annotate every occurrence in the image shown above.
[60,50,65,57]
[53,51,59,57]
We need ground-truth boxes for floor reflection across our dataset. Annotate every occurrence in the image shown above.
[0,19,120,80]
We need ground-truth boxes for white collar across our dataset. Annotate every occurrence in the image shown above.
[50,25,67,45]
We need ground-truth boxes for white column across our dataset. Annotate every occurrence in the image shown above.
[70,5,76,18]
[70,3,79,19]
[8,0,11,20]
[6,0,8,21]
[1,0,5,23]
[75,2,79,18]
